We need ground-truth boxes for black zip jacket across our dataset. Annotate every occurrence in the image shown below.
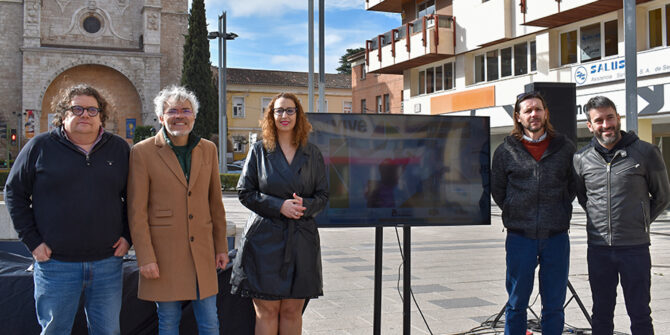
[574,132,670,246]
[5,128,131,261]
[491,133,576,239]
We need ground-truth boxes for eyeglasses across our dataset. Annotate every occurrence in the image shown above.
[68,105,101,117]
[165,108,194,116]
[273,107,297,115]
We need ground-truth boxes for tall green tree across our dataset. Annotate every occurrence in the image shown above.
[336,47,365,74]
[181,0,218,139]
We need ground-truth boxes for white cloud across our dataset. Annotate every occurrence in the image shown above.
[373,11,401,20]
[270,54,309,71]
[204,0,364,17]
[205,18,217,30]
[326,0,365,11]
[208,0,304,17]
[201,0,400,72]
[325,33,343,47]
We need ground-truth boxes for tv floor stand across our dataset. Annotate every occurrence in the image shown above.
[491,280,592,331]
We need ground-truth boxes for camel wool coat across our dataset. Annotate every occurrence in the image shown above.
[128,131,228,301]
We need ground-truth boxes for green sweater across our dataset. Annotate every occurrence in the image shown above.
[163,127,201,183]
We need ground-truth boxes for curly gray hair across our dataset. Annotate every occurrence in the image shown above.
[153,85,200,118]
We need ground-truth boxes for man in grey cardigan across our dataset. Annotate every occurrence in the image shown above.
[492,91,576,335]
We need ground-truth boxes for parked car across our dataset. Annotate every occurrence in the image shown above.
[231,159,245,168]
[226,164,242,174]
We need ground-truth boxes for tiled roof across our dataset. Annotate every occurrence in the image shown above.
[213,67,351,89]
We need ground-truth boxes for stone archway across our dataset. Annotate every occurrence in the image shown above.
[40,64,142,142]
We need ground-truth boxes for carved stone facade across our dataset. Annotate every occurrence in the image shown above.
[0,0,187,157]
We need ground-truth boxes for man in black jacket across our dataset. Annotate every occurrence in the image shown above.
[5,84,131,335]
[492,91,576,335]
[574,96,670,335]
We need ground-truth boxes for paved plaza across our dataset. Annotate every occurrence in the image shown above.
[222,193,670,335]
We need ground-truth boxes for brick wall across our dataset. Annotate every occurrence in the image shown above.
[351,64,404,114]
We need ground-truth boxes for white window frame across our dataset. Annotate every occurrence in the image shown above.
[233,140,245,153]
[648,5,668,49]
[383,94,390,113]
[416,61,455,95]
[500,46,512,78]
[474,54,486,83]
[474,40,537,83]
[232,96,245,118]
[559,29,578,66]
[558,15,619,66]
[418,70,426,94]
[444,62,454,90]
[530,41,537,72]
[343,101,352,113]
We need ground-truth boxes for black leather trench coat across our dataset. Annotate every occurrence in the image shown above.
[231,141,328,298]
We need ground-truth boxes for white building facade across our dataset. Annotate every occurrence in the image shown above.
[365,0,670,155]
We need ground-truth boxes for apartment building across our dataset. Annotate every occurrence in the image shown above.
[349,51,404,114]
[364,0,670,155]
[213,67,351,161]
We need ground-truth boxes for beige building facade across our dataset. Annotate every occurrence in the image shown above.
[0,0,188,159]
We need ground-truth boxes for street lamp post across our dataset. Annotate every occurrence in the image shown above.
[208,11,237,174]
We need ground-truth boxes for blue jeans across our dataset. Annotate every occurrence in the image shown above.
[156,294,219,335]
[505,232,570,335]
[33,256,123,335]
[588,244,653,335]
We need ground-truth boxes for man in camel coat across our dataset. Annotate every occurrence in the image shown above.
[128,85,228,335]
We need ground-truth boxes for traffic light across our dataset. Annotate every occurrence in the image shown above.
[10,129,17,145]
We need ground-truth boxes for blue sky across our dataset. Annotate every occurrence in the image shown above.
[199,0,400,73]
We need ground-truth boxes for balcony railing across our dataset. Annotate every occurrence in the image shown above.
[365,14,455,74]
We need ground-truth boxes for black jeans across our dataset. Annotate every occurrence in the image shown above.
[587,244,653,335]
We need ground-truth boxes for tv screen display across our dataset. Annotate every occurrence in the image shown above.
[308,113,490,227]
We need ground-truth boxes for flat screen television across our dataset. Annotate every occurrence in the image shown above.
[308,113,490,227]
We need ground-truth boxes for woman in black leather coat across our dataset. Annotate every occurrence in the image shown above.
[231,92,328,334]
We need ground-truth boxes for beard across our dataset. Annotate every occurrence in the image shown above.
[522,118,546,133]
[165,124,193,137]
[594,122,621,147]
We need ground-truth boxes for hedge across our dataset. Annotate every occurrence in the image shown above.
[0,170,240,192]
[220,173,241,191]
[0,169,8,188]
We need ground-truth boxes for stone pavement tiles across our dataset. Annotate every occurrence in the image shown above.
[222,194,670,334]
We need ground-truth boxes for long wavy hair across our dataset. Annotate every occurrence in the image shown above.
[511,91,556,140]
[260,92,312,152]
[51,84,109,127]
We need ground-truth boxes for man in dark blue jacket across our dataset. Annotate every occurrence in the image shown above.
[574,96,670,335]
[492,91,576,335]
[5,84,131,335]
